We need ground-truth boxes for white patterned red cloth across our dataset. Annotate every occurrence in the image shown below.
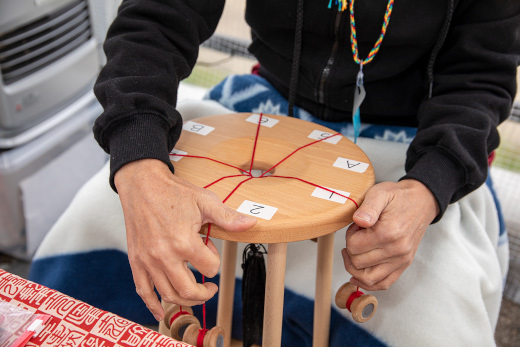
[0,269,188,347]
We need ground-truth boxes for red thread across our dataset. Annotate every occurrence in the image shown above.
[260,133,341,177]
[174,154,248,174]
[268,175,359,208]
[169,310,190,327]
[204,175,248,189]
[197,328,209,347]
[346,290,364,312]
[249,113,263,173]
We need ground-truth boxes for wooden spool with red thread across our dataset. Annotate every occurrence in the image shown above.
[183,325,225,347]
[163,304,201,341]
[335,282,378,323]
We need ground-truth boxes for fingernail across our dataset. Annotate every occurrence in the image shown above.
[355,211,371,223]
[240,214,255,223]
[154,313,162,321]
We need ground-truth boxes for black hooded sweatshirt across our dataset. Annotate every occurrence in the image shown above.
[93,0,520,221]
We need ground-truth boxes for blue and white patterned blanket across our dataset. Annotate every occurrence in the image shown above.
[30,75,508,346]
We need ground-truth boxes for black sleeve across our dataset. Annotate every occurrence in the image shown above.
[401,0,520,222]
[92,0,225,191]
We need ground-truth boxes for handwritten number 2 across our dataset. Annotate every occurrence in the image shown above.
[250,204,264,214]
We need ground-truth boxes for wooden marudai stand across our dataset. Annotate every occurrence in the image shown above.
[158,113,375,346]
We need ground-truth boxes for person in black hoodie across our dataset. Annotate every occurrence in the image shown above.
[92,0,520,336]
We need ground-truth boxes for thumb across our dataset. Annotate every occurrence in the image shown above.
[204,202,257,232]
[353,184,391,228]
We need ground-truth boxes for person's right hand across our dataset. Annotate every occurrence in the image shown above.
[114,159,257,322]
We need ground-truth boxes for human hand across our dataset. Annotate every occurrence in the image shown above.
[114,159,257,321]
[342,179,439,291]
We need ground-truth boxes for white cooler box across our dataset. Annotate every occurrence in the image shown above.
[0,91,107,260]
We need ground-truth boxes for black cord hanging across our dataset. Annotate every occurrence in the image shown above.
[241,243,267,347]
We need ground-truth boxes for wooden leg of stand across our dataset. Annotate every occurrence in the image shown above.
[216,240,237,347]
[262,243,288,347]
[313,232,335,347]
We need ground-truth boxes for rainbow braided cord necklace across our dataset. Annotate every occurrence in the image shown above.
[329,0,395,142]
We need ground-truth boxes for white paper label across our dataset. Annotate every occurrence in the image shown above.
[311,187,350,204]
[169,149,187,161]
[236,200,278,220]
[246,114,279,128]
[308,130,341,144]
[333,157,369,173]
[183,121,215,135]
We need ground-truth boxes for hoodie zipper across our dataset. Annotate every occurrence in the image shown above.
[317,10,343,106]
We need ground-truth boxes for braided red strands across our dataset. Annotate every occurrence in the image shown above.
[346,289,364,312]
[197,329,209,347]
[349,0,394,66]
[169,310,190,327]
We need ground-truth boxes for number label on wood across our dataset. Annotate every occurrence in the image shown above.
[311,187,350,204]
[246,114,279,128]
[308,130,341,144]
[169,149,187,161]
[182,121,215,135]
[333,157,369,173]
[236,200,278,220]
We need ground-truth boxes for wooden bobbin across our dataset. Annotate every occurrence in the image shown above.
[163,304,200,340]
[183,325,225,347]
[335,282,378,323]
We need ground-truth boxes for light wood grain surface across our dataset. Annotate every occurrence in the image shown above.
[172,113,375,244]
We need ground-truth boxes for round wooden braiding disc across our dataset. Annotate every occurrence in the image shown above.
[172,113,375,244]
[183,325,225,347]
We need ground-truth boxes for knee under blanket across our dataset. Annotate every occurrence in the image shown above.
[30,87,508,346]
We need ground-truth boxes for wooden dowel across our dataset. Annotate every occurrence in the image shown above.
[216,240,238,347]
[262,243,288,347]
[313,233,335,347]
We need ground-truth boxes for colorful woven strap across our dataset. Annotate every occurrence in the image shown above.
[349,0,395,66]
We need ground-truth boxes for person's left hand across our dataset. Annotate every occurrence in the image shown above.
[342,179,440,291]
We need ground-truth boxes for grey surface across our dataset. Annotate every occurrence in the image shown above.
[0,94,107,260]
